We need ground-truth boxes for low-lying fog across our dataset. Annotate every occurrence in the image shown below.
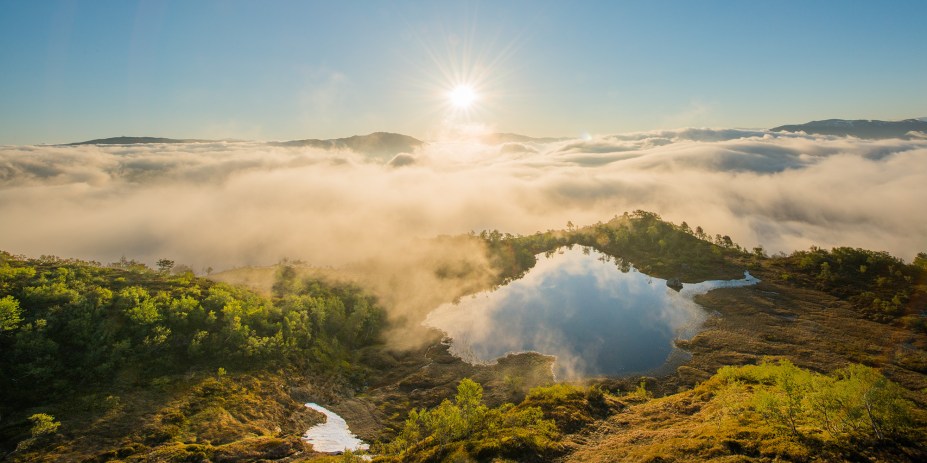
[2,129,924,272]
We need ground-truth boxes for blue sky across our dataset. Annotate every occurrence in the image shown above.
[1,0,925,144]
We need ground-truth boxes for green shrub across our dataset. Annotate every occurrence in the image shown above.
[716,360,916,442]
[380,379,559,461]
[28,413,60,438]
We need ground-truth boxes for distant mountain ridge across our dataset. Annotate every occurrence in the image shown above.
[68,136,211,145]
[480,133,568,144]
[68,132,562,151]
[770,118,927,139]
[270,132,423,159]
[67,132,425,159]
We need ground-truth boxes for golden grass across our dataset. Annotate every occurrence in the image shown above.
[568,370,924,463]
[7,371,321,462]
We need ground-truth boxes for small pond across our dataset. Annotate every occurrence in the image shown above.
[302,403,369,454]
[424,246,758,379]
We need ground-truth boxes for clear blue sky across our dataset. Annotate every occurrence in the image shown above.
[1,0,925,144]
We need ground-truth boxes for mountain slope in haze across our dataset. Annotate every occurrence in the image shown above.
[271,132,424,159]
[480,132,569,144]
[66,132,425,160]
[771,118,927,139]
[67,136,213,145]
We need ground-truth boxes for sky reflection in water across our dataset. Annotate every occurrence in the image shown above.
[425,247,758,378]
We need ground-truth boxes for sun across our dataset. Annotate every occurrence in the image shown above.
[448,85,477,109]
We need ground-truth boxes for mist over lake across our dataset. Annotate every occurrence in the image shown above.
[425,246,759,378]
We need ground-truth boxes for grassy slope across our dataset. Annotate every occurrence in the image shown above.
[10,372,321,462]
[682,277,927,392]
[569,367,926,463]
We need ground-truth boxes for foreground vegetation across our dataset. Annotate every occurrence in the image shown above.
[2,211,925,461]
[373,379,561,462]
[569,360,925,462]
[378,360,924,462]
[0,251,385,460]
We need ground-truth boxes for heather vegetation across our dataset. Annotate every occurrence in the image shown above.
[375,379,561,462]
[568,360,925,463]
[714,360,916,443]
[772,246,927,330]
[383,361,924,462]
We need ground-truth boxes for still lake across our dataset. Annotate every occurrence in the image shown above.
[425,246,758,378]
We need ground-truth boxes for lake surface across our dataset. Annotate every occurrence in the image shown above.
[302,402,369,454]
[425,246,758,378]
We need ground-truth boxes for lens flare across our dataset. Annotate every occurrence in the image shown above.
[449,85,477,108]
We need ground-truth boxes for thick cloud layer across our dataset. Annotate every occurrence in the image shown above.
[1,129,926,273]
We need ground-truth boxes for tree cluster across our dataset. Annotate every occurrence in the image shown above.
[477,210,747,284]
[0,251,385,421]
[378,379,560,462]
[775,246,926,328]
[713,360,917,443]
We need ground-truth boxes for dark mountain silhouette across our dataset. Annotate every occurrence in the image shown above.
[68,136,212,145]
[770,118,927,139]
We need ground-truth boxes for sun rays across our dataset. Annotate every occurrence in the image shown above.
[448,84,478,109]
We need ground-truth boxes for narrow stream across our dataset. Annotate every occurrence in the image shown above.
[302,403,369,454]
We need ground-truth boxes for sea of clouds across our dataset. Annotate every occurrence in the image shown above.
[1,129,925,271]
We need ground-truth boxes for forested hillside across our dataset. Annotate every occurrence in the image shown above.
[0,252,385,460]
